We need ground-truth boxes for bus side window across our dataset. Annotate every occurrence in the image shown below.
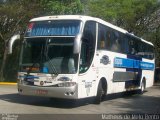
[144,44,154,59]
[128,37,138,55]
[97,23,108,50]
[121,34,129,54]
[110,30,121,52]
[129,36,141,56]
[129,40,135,55]
[79,21,96,73]
[148,45,154,59]
[137,41,143,57]
[106,31,111,50]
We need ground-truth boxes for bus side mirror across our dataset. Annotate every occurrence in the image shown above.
[8,34,20,54]
[73,34,82,54]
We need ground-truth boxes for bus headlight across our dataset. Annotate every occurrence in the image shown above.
[58,82,76,87]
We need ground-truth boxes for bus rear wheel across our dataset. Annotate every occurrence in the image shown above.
[95,81,105,104]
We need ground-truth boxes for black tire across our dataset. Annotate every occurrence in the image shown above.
[49,97,60,103]
[95,81,105,104]
[123,91,134,96]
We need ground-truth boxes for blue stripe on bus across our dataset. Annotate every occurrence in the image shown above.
[114,57,154,70]
[126,55,142,87]
[140,61,155,70]
[19,76,39,79]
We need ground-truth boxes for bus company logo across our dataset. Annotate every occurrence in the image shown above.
[114,58,123,65]
[100,55,110,65]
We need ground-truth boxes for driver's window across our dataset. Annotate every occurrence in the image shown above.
[79,21,96,73]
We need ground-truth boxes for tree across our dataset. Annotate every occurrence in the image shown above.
[146,8,160,66]
[88,0,158,33]
[0,0,84,81]
[0,0,45,81]
[87,0,160,66]
[41,0,84,15]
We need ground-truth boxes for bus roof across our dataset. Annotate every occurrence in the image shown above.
[30,15,153,46]
[127,33,153,46]
[30,15,128,33]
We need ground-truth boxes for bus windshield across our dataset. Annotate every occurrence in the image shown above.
[20,37,78,74]
[25,20,81,37]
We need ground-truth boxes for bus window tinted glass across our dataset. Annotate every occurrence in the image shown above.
[133,40,154,60]
[98,24,110,50]
[110,30,122,52]
[79,21,96,73]
[25,20,81,37]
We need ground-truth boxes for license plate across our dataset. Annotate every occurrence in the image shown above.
[35,90,48,95]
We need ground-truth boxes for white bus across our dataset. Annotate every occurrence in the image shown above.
[9,15,155,104]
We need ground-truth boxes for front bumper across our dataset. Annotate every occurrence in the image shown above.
[18,84,78,99]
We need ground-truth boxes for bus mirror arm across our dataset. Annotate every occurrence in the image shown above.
[8,34,20,54]
[73,34,82,54]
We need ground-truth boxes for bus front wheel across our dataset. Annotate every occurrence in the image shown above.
[95,81,105,104]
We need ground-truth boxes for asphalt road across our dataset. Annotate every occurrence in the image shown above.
[0,84,160,120]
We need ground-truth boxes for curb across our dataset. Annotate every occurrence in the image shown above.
[0,82,17,85]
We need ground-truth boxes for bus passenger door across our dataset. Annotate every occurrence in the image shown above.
[78,41,97,98]
[78,21,97,98]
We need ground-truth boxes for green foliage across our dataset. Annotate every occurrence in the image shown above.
[0,0,84,81]
[88,0,160,66]
[0,0,46,81]
[88,0,158,33]
[46,0,84,15]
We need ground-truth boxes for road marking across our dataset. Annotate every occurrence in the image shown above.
[0,82,17,85]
